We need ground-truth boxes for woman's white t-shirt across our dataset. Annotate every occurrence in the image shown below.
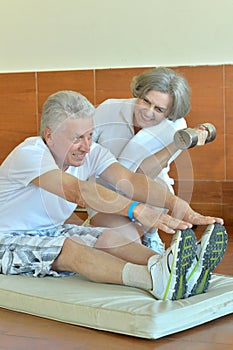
[93,98,187,189]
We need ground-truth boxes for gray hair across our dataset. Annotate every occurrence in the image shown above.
[131,67,190,121]
[40,90,95,136]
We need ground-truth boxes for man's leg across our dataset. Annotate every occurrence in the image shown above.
[52,228,155,280]
[52,227,197,301]
[52,234,127,284]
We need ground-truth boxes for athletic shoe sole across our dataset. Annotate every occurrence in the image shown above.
[149,229,196,300]
[187,223,228,297]
[170,229,197,300]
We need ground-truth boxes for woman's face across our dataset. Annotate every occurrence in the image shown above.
[133,90,173,128]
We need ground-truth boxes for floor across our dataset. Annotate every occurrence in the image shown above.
[0,225,232,350]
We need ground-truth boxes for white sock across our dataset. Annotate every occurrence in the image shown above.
[122,262,152,290]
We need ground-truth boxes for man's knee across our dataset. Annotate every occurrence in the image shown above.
[52,237,84,271]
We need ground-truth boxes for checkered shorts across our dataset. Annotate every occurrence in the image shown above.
[0,224,105,277]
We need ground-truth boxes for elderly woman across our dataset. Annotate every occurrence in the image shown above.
[89,67,208,253]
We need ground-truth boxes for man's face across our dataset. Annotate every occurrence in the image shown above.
[45,117,94,171]
[134,90,173,128]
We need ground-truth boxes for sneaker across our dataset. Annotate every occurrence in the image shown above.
[185,223,228,298]
[142,230,165,254]
[148,228,197,300]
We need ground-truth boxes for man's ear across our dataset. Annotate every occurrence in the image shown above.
[43,127,53,144]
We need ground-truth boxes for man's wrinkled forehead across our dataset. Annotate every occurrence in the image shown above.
[57,116,94,136]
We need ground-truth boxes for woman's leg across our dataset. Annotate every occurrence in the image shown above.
[90,213,142,243]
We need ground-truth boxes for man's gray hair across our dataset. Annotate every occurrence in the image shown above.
[40,90,95,136]
[131,67,190,121]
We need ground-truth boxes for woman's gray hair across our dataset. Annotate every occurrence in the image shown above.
[40,90,95,136]
[131,67,191,121]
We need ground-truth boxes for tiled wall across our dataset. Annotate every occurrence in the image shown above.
[0,66,232,224]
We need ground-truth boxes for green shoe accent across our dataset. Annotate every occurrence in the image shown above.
[188,224,228,297]
[171,230,197,300]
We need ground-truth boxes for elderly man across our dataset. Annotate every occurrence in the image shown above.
[0,90,227,300]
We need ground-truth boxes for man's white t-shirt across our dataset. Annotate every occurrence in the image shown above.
[0,137,116,232]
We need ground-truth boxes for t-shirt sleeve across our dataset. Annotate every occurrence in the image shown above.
[118,118,187,171]
[92,100,112,143]
[88,143,118,177]
[7,143,58,186]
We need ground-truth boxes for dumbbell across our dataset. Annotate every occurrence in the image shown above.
[174,123,216,150]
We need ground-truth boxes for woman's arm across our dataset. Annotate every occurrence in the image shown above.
[136,142,179,177]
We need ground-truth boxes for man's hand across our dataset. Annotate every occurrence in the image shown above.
[169,196,224,226]
[132,197,224,234]
[181,206,223,226]
[133,204,193,234]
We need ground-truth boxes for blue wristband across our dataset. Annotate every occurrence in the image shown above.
[128,201,141,221]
